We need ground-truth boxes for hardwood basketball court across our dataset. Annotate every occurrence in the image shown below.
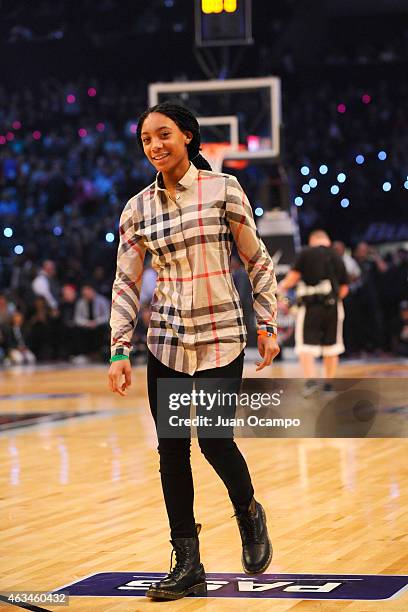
[0,357,407,611]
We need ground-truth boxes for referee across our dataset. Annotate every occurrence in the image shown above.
[278,230,348,392]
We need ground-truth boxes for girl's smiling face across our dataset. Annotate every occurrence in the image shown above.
[140,112,192,176]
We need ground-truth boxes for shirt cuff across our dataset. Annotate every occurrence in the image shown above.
[257,324,278,336]
[111,345,131,358]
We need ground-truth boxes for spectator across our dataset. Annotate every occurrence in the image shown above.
[349,242,386,353]
[0,293,16,325]
[32,260,60,310]
[74,284,110,360]
[391,301,408,357]
[332,241,361,284]
[59,284,79,359]
[333,241,362,355]
[91,265,112,299]
[27,296,57,361]
[5,311,36,365]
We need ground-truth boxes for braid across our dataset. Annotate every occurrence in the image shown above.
[190,153,212,171]
[136,102,212,171]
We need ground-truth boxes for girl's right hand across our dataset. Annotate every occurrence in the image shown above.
[109,359,132,396]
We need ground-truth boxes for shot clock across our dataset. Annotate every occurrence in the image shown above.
[195,0,253,46]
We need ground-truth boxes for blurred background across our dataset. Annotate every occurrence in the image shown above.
[0,0,407,366]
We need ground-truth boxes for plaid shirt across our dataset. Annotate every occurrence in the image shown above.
[110,163,277,374]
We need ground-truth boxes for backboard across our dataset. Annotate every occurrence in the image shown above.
[148,76,282,167]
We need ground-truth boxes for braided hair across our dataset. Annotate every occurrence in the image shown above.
[136,101,212,171]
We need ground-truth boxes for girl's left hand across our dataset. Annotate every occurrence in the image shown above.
[256,336,280,371]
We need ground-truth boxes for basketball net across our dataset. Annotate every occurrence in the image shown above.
[200,142,249,172]
[200,142,232,173]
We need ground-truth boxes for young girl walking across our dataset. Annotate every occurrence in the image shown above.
[109,102,279,600]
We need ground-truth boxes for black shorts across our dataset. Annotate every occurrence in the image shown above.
[295,302,345,357]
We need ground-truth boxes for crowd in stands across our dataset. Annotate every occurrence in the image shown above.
[285,74,408,245]
[0,2,407,365]
[332,242,408,357]
[1,239,407,365]
[0,259,111,365]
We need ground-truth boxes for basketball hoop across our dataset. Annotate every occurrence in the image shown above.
[200,142,233,173]
[200,142,249,172]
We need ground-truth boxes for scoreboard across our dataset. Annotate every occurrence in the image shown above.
[201,1,238,12]
[195,0,253,47]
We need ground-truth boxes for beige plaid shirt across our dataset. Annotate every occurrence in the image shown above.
[110,163,277,374]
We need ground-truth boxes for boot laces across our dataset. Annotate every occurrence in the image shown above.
[232,510,262,544]
[168,542,190,579]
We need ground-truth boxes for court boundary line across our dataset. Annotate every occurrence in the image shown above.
[0,408,142,438]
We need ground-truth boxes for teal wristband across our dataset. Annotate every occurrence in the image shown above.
[110,354,129,364]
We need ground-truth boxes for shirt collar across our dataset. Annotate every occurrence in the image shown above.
[155,162,198,195]
[178,162,198,188]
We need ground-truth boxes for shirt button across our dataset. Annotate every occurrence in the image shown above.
[176,195,180,200]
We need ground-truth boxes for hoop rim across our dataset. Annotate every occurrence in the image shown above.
[200,142,235,173]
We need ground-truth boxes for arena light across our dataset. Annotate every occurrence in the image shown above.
[362,94,371,104]
[341,198,350,208]
[294,197,303,207]
[6,132,14,141]
[78,128,88,138]
[53,226,62,236]
[337,104,346,114]
[337,173,346,183]
[382,182,391,192]
[404,181,408,190]
[302,184,311,194]
[129,123,138,134]
[355,155,365,165]
[105,232,115,243]
[12,121,21,130]
[14,245,24,255]
[319,164,328,175]
[247,135,261,152]
[32,131,42,140]
[330,185,340,195]
[254,206,264,217]
[96,122,105,132]
[66,94,76,104]
[0,136,5,145]
[309,178,318,188]
[3,227,13,238]
[300,166,310,176]
[378,151,387,161]
[87,87,97,97]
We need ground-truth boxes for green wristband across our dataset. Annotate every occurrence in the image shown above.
[110,354,129,364]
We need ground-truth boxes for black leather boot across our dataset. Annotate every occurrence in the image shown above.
[234,498,272,574]
[146,525,207,600]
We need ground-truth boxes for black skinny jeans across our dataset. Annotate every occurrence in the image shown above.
[147,349,254,539]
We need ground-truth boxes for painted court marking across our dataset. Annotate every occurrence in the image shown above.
[53,572,408,600]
